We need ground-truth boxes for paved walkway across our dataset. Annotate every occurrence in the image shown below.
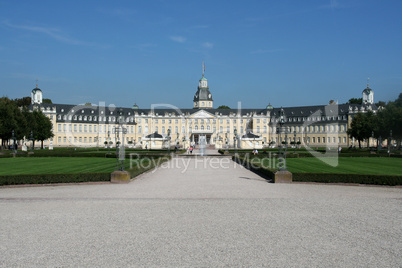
[0,156,401,267]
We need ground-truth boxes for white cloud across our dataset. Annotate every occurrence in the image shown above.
[3,21,107,48]
[202,42,214,49]
[170,36,186,43]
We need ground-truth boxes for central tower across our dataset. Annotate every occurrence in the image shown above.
[193,62,213,109]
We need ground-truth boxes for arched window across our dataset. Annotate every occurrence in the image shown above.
[207,125,211,130]
[195,125,198,130]
[201,125,204,130]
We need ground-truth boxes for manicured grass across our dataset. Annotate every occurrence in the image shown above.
[284,157,402,175]
[0,157,138,175]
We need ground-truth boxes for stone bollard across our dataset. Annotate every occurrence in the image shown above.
[274,170,293,183]
[111,171,131,183]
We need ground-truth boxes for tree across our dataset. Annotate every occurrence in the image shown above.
[375,101,386,107]
[0,98,19,149]
[13,97,31,107]
[347,111,375,148]
[42,98,53,104]
[33,110,54,149]
[217,105,230,109]
[347,98,362,104]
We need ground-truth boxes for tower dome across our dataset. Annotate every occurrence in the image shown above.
[31,85,43,105]
[193,62,213,109]
[362,84,374,104]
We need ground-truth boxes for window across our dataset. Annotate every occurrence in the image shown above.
[89,125,92,133]
[207,125,211,130]
[195,125,198,130]
[79,125,82,132]
[138,126,142,133]
[220,126,223,133]
[201,125,204,130]
[89,137,92,143]
[79,137,82,143]
[63,137,66,143]
[162,126,165,134]
[175,126,178,133]
[69,124,72,132]
[155,126,158,133]
[58,124,61,132]
[58,137,61,143]
[84,125,87,132]
[257,126,260,133]
[94,125,97,132]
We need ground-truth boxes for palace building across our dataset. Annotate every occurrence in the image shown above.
[29,68,378,149]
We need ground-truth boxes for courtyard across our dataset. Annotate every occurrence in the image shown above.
[0,156,401,267]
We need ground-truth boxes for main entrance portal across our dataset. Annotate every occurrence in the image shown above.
[191,134,212,145]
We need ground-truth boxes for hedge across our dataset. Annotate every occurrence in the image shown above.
[232,155,402,186]
[292,173,402,186]
[0,173,110,186]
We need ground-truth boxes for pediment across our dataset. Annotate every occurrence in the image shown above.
[189,109,215,118]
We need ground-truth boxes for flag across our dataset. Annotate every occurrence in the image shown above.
[203,61,205,74]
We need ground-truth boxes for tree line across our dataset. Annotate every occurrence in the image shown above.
[347,93,402,148]
[0,97,54,149]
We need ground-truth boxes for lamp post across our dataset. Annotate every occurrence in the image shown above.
[278,108,287,171]
[167,128,171,153]
[113,113,127,171]
[225,132,228,153]
[234,128,237,153]
[388,130,392,155]
[11,130,17,154]
[107,131,111,154]
[293,129,297,154]
[29,131,34,151]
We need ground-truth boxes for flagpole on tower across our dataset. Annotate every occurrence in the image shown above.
[203,61,205,77]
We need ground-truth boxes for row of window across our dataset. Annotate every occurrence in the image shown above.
[274,136,347,144]
[271,124,346,133]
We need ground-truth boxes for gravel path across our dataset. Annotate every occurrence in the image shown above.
[0,156,401,267]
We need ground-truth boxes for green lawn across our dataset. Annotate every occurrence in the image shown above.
[283,157,402,175]
[0,157,137,175]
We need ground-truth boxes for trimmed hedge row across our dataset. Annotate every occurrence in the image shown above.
[232,155,402,186]
[0,173,110,186]
[292,173,402,186]
[0,151,173,159]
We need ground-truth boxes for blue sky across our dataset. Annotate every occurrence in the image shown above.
[1,0,401,109]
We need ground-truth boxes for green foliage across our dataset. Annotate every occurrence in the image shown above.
[0,173,110,186]
[0,98,53,149]
[347,111,375,148]
[217,105,231,109]
[347,98,363,104]
[42,98,53,104]
[292,173,402,186]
